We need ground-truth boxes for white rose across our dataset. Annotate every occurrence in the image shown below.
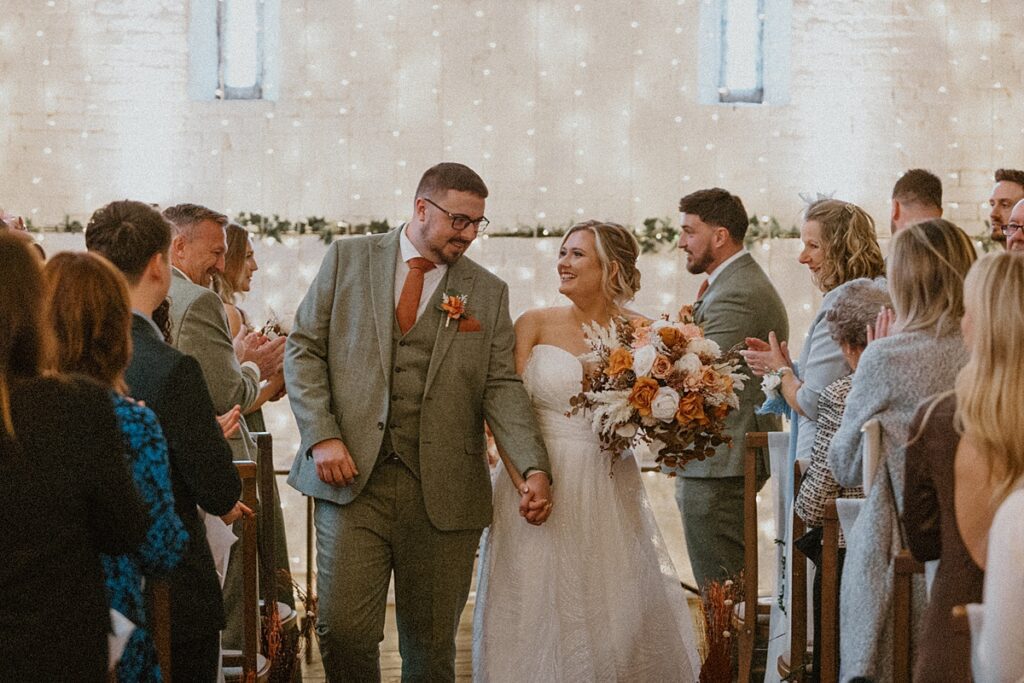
[633,345,657,377]
[651,386,681,421]
[674,352,702,376]
[762,372,782,393]
[615,423,638,438]
[687,337,721,359]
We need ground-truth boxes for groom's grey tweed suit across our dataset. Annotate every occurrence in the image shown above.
[676,252,789,587]
[286,226,550,680]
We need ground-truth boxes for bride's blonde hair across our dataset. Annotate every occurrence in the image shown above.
[954,252,1024,505]
[561,221,641,306]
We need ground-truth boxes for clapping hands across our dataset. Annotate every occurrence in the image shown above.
[866,307,896,345]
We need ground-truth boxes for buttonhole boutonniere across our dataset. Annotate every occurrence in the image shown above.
[438,292,468,328]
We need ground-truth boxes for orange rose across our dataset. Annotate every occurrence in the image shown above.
[651,353,673,379]
[700,365,720,388]
[714,402,730,419]
[657,326,683,349]
[628,377,660,416]
[678,323,703,339]
[676,391,710,427]
[607,347,634,376]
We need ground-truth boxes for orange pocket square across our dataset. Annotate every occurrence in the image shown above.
[458,316,482,332]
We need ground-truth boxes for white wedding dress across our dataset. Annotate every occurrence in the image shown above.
[473,344,702,682]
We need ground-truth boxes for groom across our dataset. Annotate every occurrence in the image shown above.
[286,162,553,681]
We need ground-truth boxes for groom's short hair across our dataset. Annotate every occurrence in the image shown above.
[679,188,748,242]
[415,162,489,200]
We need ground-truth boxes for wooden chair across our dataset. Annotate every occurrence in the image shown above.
[253,433,298,632]
[732,431,773,682]
[149,578,173,681]
[818,499,841,683]
[223,460,272,682]
[893,549,925,683]
[777,459,809,681]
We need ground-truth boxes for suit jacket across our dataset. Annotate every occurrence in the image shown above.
[125,314,241,638]
[1,376,147,682]
[167,269,258,461]
[688,251,789,478]
[286,227,550,531]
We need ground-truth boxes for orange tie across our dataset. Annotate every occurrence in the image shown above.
[396,257,436,334]
[697,279,709,300]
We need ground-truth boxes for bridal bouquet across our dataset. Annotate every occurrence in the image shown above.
[567,306,746,475]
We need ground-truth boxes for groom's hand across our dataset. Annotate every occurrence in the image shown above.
[519,471,553,526]
[312,438,359,487]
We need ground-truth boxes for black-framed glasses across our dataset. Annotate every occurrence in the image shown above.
[1003,223,1024,237]
[422,197,490,233]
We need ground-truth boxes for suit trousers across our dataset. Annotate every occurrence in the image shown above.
[675,476,748,588]
[314,457,482,682]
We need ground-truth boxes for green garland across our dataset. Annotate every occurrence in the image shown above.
[22,212,999,254]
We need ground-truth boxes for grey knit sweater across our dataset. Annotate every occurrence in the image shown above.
[827,329,968,682]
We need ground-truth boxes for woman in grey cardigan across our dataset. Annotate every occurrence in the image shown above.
[828,219,977,682]
[743,199,885,466]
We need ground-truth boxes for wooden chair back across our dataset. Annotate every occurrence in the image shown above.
[893,549,925,682]
[253,432,279,612]
[732,431,770,682]
[818,499,841,683]
[777,459,809,681]
[223,460,261,678]
[149,578,173,681]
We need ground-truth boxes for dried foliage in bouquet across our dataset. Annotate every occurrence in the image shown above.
[698,579,739,683]
[567,306,746,475]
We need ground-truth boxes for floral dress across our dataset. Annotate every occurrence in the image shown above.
[103,394,188,682]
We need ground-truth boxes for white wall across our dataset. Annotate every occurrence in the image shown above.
[2,0,1021,233]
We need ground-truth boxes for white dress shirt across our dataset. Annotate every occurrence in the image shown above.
[395,224,448,318]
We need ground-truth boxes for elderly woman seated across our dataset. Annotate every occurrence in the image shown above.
[792,277,891,677]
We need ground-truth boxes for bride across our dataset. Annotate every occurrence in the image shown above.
[473,221,702,682]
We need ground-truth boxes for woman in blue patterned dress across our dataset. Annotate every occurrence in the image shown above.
[45,251,187,682]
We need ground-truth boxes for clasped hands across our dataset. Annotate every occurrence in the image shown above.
[311,438,554,526]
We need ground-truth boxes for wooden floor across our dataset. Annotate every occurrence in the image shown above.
[298,590,705,681]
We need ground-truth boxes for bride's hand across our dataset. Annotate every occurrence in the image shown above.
[519,471,553,526]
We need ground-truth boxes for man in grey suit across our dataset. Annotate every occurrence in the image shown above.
[163,203,285,461]
[675,188,789,588]
[163,203,287,650]
[286,162,552,681]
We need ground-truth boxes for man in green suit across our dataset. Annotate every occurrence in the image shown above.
[675,188,789,588]
[286,163,553,681]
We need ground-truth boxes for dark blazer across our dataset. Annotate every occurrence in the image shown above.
[0,376,147,683]
[125,314,241,639]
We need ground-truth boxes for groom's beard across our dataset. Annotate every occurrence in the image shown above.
[685,249,713,275]
[435,237,472,264]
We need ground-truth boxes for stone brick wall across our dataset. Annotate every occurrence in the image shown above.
[2,1,1020,230]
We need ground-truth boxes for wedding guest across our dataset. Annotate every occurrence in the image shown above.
[165,203,287,652]
[902,252,1024,682]
[0,207,45,259]
[213,221,295,613]
[675,187,789,587]
[828,218,976,682]
[742,199,885,467]
[1003,198,1024,253]
[792,278,890,678]
[45,251,188,682]
[974,488,1024,682]
[987,168,1024,246]
[890,168,943,234]
[85,200,246,682]
[214,222,286,426]
[0,233,147,683]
